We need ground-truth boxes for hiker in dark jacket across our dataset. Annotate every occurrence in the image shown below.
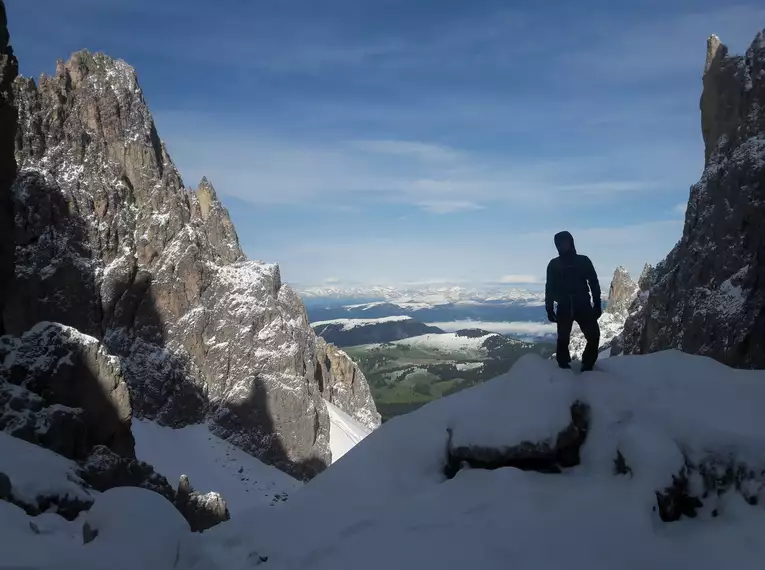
[544,231,602,371]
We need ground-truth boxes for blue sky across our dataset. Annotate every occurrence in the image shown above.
[7,0,765,287]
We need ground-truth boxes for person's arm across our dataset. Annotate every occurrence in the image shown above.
[545,260,556,317]
[584,256,601,306]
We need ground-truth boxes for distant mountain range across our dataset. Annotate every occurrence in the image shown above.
[301,287,551,339]
[297,285,545,306]
[311,316,444,347]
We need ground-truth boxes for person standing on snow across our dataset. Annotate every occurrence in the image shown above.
[544,231,602,371]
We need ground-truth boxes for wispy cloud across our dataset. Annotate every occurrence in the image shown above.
[417,200,484,214]
[348,139,463,163]
[673,202,688,216]
[498,275,541,284]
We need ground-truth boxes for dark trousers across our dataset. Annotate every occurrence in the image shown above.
[556,310,600,369]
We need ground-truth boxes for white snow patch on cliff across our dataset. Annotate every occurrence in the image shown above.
[311,316,413,331]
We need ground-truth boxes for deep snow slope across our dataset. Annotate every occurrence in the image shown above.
[4,351,765,569]
[199,351,765,570]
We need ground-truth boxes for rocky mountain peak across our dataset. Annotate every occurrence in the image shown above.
[705,34,723,74]
[5,45,380,479]
[621,28,765,367]
[605,266,637,319]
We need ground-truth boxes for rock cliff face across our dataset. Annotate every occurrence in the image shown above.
[0,0,17,335]
[568,267,637,360]
[605,266,638,319]
[622,30,765,368]
[9,50,379,478]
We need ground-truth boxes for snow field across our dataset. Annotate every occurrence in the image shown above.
[132,420,300,514]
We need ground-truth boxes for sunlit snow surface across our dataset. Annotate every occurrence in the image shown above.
[132,420,300,514]
[4,351,765,570]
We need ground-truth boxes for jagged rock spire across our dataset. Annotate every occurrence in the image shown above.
[605,267,638,319]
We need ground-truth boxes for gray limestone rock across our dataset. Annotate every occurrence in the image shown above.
[621,30,765,368]
[9,50,379,479]
[605,266,639,319]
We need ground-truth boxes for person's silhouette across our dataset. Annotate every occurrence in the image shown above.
[544,231,602,371]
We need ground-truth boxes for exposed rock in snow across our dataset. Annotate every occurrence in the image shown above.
[622,29,765,367]
[78,445,175,503]
[8,50,379,478]
[175,474,230,532]
[568,267,637,360]
[0,0,16,336]
[445,400,589,477]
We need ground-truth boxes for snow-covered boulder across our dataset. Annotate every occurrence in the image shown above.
[0,431,94,518]
[199,352,765,570]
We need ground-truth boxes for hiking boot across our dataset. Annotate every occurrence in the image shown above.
[581,364,595,372]
[558,362,572,369]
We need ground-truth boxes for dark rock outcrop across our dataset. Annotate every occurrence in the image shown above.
[175,474,230,532]
[444,400,590,478]
[8,50,379,478]
[622,30,765,368]
[0,0,17,335]
[0,322,134,457]
[78,445,175,501]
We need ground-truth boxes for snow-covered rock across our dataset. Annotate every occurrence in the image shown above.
[622,29,765,367]
[7,49,379,479]
[0,322,134,458]
[0,431,94,518]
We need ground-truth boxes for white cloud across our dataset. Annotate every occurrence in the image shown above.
[265,218,682,289]
[426,320,556,337]
[349,139,463,163]
[323,277,342,284]
[498,274,541,284]
[673,202,688,216]
[155,110,688,212]
[417,200,484,214]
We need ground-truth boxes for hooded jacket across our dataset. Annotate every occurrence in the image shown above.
[544,231,601,316]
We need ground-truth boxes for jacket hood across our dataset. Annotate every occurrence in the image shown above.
[554,231,577,255]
